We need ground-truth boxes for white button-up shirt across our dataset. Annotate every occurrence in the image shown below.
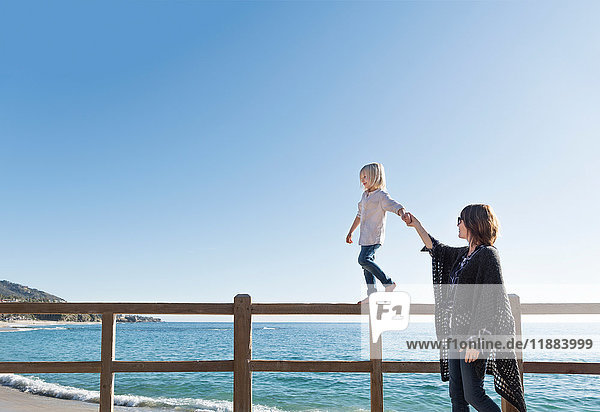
[356,189,404,246]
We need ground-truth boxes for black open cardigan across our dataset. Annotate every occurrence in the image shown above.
[422,236,527,412]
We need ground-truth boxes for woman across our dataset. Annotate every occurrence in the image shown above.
[404,204,526,412]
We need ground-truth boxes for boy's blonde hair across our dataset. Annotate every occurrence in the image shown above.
[360,163,386,191]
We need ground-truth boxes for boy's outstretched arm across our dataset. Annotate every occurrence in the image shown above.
[346,216,360,244]
[396,207,407,219]
[380,192,406,219]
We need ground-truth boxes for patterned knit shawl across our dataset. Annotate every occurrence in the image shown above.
[423,237,527,412]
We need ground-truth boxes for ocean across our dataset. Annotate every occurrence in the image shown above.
[0,321,598,411]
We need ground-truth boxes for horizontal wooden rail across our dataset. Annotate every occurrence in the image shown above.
[252,303,361,315]
[0,361,100,374]
[251,303,436,315]
[1,360,597,375]
[2,302,599,316]
[113,360,234,373]
[0,302,233,315]
[523,361,600,374]
[520,303,600,314]
[0,361,234,374]
[251,360,372,372]
[382,361,439,373]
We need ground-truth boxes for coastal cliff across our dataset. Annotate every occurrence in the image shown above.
[0,280,161,323]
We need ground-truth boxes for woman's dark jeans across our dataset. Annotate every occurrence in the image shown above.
[448,349,500,411]
[358,244,393,295]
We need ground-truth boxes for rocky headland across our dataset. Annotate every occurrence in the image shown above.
[0,280,161,323]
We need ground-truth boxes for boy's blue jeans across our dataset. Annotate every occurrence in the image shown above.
[358,244,394,295]
[448,349,500,412]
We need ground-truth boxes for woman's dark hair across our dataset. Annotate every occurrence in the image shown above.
[460,204,500,246]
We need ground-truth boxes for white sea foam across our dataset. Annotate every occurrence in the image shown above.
[0,327,41,332]
[0,325,68,332]
[0,374,284,411]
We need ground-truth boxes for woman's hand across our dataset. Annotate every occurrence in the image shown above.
[403,212,419,227]
[346,233,353,244]
[459,348,480,363]
[404,212,433,249]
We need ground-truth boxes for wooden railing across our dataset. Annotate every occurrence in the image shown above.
[1,295,599,412]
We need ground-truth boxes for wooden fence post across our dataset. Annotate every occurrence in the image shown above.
[100,312,116,412]
[234,294,252,411]
[502,294,524,412]
[369,316,384,411]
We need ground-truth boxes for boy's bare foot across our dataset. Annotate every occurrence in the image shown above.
[358,296,370,304]
[385,283,397,292]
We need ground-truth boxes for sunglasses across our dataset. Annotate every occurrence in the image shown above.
[457,216,463,225]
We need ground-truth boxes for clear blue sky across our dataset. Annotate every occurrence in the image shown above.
[1,1,598,313]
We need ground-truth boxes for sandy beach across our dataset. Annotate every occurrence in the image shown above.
[0,386,146,412]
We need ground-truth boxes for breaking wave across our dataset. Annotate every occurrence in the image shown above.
[0,374,283,411]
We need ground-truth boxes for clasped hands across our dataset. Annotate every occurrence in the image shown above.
[401,211,414,226]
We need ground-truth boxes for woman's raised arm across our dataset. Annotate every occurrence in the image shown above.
[404,212,433,250]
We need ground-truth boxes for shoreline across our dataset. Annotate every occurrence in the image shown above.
[0,320,99,326]
[0,320,99,332]
[0,386,151,412]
